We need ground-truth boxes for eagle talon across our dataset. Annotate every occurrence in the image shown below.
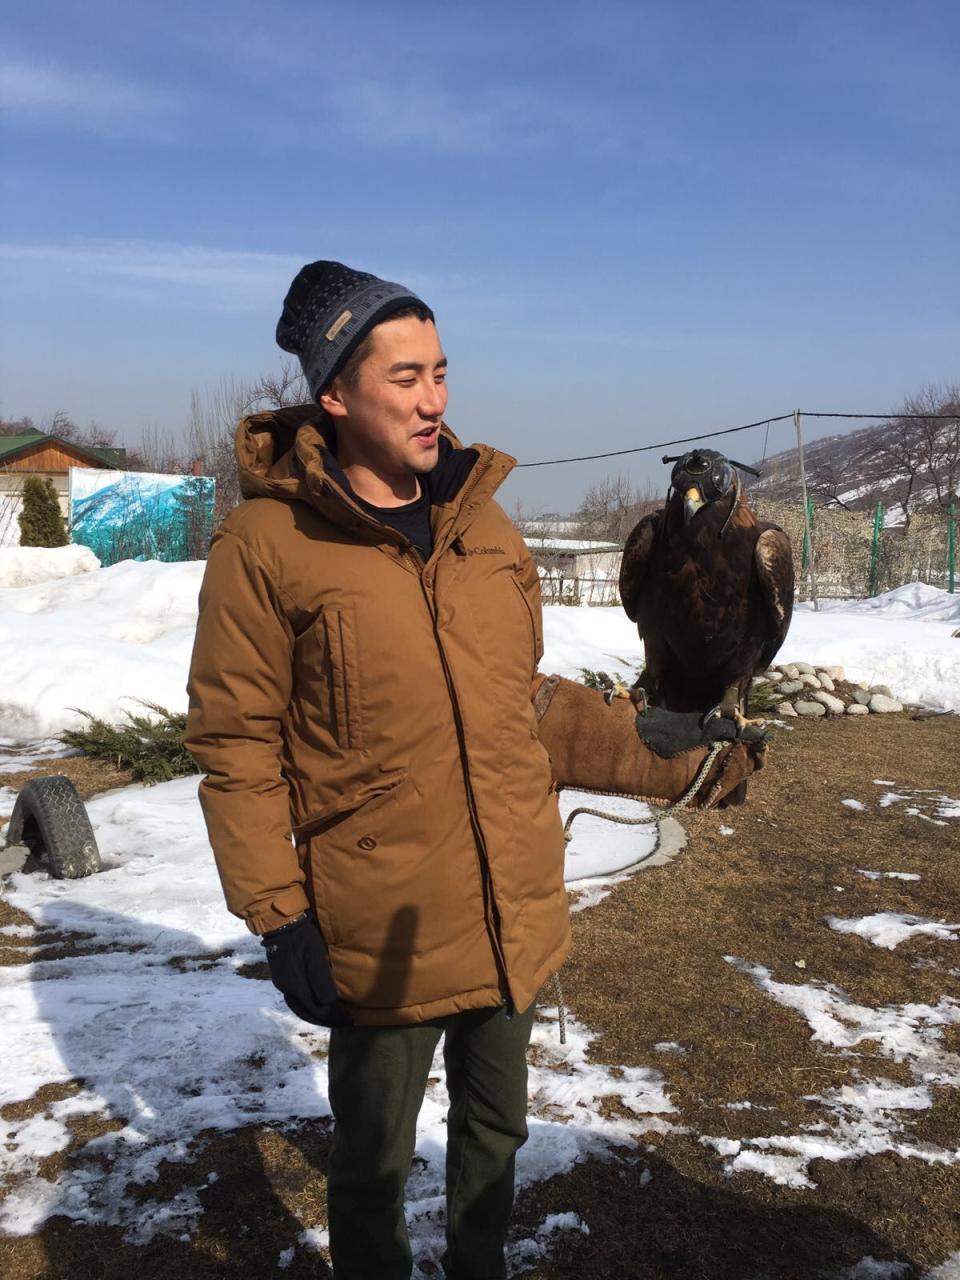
[603,680,633,705]
[734,710,769,729]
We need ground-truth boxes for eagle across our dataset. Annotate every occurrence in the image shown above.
[618,448,794,728]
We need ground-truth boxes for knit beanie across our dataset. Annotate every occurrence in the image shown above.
[276,261,433,401]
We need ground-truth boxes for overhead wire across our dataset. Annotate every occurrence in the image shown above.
[514,414,794,468]
[515,410,960,469]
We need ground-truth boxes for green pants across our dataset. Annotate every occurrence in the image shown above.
[327,1001,535,1280]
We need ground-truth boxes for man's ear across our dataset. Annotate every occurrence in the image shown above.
[319,379,348,419]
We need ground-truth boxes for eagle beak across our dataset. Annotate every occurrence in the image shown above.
[683,486,705,524]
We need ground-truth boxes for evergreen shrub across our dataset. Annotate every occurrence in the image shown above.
[61,702,196,784]
[19,477,68,547]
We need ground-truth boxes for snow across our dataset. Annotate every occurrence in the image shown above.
[873,782,960,825]
[857,869,921,882]
[0,774,675,1254]
[524,537,620,552]
[713,958,960,1190]
[0,562,958,738]
[809,582,960,625]
[1,558,960,1271]
[825,912,960,951]
[540,584,960,714]
[0,557,203,737]
[0,544,101,588]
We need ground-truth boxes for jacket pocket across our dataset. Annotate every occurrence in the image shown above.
[511,573,543,670]
[324,606,364,750]
[293,769,407,840]
[299,769,411,950]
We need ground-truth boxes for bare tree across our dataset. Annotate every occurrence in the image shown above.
[809,460,856,510]
[572,473,659,544]
[187,360,312,524]
[242,359,309,412]
[862,384,960,528]
[864,421,925,530]
[130,424,190,474]
[0,416,36,437]
[904,383,960,511]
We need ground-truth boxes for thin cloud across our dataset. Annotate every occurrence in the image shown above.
[0,56,183,135]
[333,79,613,156]
[0,239,456,308]
[0,240,303,294]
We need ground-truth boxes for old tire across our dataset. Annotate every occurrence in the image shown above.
[6,776,102,878]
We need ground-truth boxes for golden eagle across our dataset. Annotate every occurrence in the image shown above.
[618,449,794,727]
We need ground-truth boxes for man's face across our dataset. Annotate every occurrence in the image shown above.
[321,316,448,481]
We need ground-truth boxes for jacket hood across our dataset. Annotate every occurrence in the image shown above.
[234,402,515,542]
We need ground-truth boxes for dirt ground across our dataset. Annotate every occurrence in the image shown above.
[1,712,959,1279]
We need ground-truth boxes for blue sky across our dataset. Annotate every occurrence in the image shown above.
[2,0,958,512]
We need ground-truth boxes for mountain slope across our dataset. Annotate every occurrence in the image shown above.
[748,413,959,518]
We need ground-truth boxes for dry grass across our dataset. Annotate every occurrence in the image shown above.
[2,714,959,1277]
[1,755,135,802]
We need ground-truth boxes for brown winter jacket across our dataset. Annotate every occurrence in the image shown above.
[186,406,570,1026]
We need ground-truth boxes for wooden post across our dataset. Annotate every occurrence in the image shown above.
[794,409,820,610]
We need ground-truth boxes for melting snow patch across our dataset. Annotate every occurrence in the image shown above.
[857,870,921,882]
[842,799,866,810]
[298,1226,330,1253]
[706,958,960,1189]
[922,1254,960,1279]
[872,783,959,826]
[841,1260,911,1279]
[825,913,959,951]
[509,1211,590,1268]
[0,777,681,1256]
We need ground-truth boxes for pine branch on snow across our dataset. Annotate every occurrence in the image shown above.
[61,702,196,784]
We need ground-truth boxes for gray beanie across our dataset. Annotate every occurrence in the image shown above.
[276,260,433,401]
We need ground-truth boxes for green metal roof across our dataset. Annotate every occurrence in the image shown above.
[0,432,46,459]
[0,431,125,469]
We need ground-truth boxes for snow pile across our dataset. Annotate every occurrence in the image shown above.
[0,558,202,737]
[779,590,960,711]
[0,544,100,588]
[540,584,960,712]
[810,583,960,626]
[825,912,959,951]
[0,559,959,736]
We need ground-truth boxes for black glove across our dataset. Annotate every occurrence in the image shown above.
[635,705,768,758]
[261,915,352,1028]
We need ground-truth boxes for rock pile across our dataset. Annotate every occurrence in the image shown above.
[752,663,906,719]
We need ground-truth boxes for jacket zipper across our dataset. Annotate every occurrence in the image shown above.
[418,567,513,1006]
[321,455,514,1000]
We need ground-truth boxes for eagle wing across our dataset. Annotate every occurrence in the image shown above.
[754,524,795,668]
[618,511,661,624]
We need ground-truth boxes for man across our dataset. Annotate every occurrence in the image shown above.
[186,260,570,1280]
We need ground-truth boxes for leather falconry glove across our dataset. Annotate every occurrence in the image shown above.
[261,914,353,1028]
[634,705,769,757]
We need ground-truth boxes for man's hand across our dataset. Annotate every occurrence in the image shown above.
[261,914,353,1028]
